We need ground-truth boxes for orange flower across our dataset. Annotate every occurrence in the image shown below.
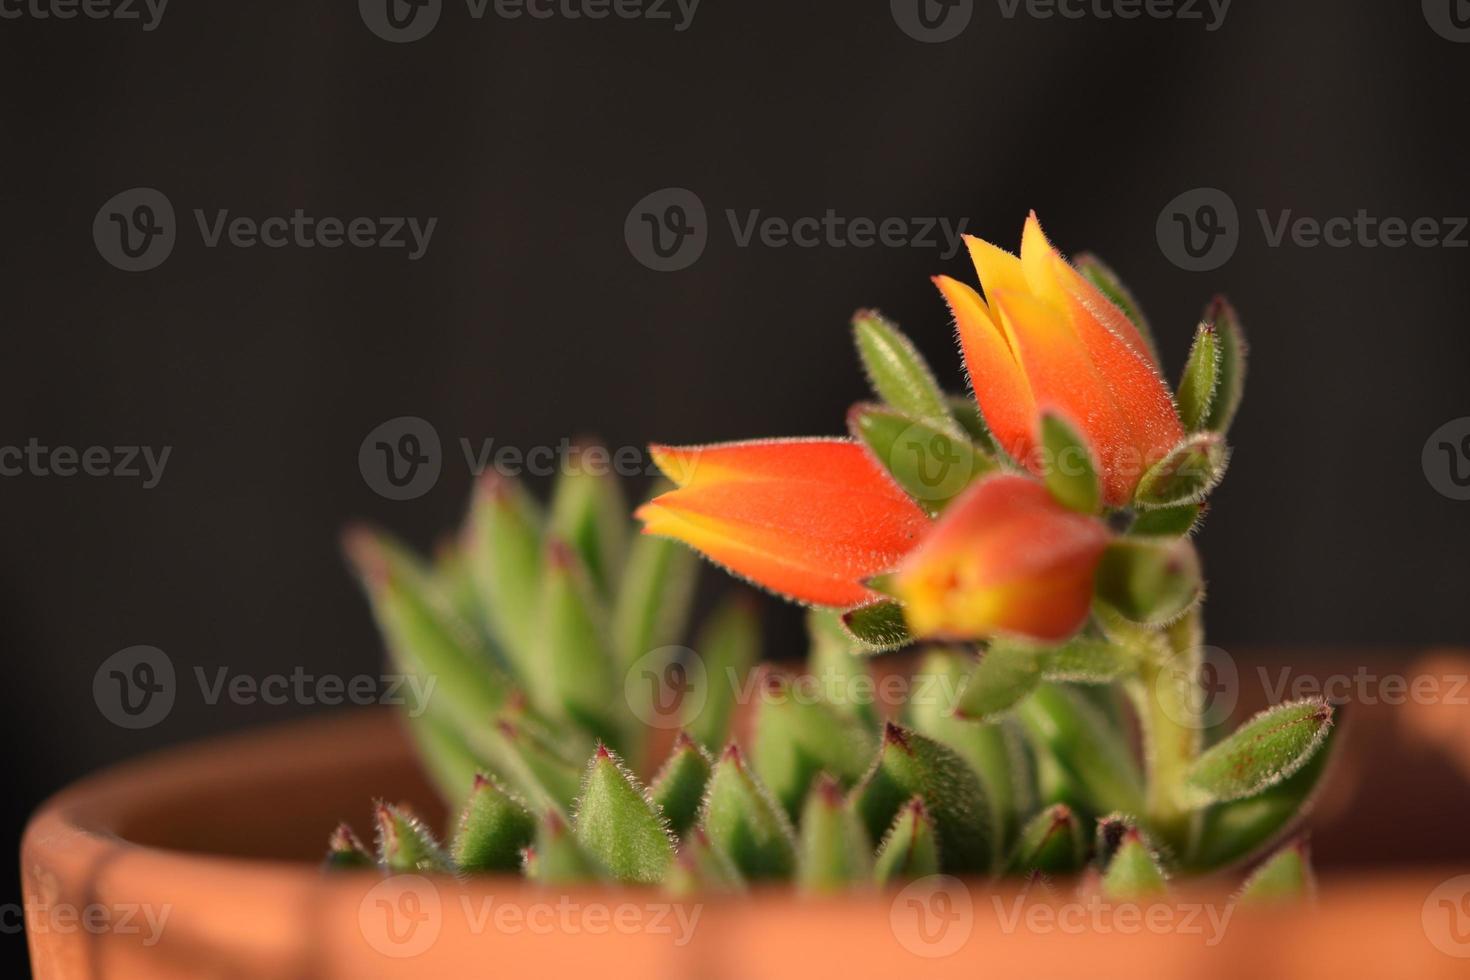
[935,213,1183,506]
[894,474,1109,642]
[636,439,930,607]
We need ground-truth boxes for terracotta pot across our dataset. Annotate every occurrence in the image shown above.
[21,651,1470,979]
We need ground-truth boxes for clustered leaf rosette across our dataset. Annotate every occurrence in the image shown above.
[335,215,1333,903]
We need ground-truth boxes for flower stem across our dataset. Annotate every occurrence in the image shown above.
[1128,611,1204,857]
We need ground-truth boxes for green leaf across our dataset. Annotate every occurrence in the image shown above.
[1042,637,1137,684]
[1134,432,1229,509]
[538,539,623,749]
[1101,829,1169,898]
[840,601,913,654]
[612,516,698,674]
[907,650,1032,857]
[1040,412,1101,514]
[465,474,545,678]
[401,706,487,807]
[1177,323,1221,432]
[752,671,880,821]
[873,797,941,884]
[955,643,1042,720]
[1236,840,1315,904]
[1188,717,1340,870]
[852,310,952,425]
[1015,683,1145,816]
[664,827,746,895]
[852,723,993,874]
[1095,537,1202,626]
[1129,503,1204,538]
[325,823,375,871]
[451,774,536,873]
[684,596,760,751]
[849,404,994,515]
[797,774,873,891]
[1073,252,1160,367]
[525,810,605,884]
[948,396,1000,456]
[807,609,880,729]
[345,528,512,723]
[1202,297,1247,434]
[699,743,799,880]
[548,453,628,596]
[477,715,585,814]
[572,745,676,884]
[1008,804,1086,875]
[650,732,714,838]
[374,802,454,874]
[1185,700,1334,805]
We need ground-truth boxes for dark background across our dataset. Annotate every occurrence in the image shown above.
[4,1,1469,974]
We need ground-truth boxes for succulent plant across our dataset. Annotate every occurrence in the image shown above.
[333,214,1337,902]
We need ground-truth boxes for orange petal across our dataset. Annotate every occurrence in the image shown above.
[894,474,1109,642]
[933,275,1036,461]
[638,439,930,607]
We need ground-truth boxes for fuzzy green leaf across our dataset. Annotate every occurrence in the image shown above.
[684,596,760,751]
[650,732,714,838]
[1094,537,1202,626]
[538,539,623,749]
[665,827,746,895]
[1236,840,1315,904]
[465,474,544,677]
[1177,323,1221,432]
[325,823,375,871]
[572,746,675,884]
[612,519,698,674]
[1016,683,1145,817]
[797,774,873,891]
[402,707,488,807]
[955,643,1042,720]
[1008,803,1086,875]
[849,404,994,514]
[699,743,799,880]
[852,310,952,425]
[1202,297,1247,434]
[374,802,454,874]
[753,672,880,821]
[450,774,536,873]
[477,716,585,814]
[852,723,992,874]
[807,609,881,729]
[873,797,941,884]
[1185,700,1334,805]
[1101,829,1169,898]
[1133,432,1229,509]
[1073,252,1160,366]
[841,601,913,654]
[907,650,1032,859]
[1129,503,1204,538]
[1040,412,1101,514]
[548,455,628,596]
[948,396,1000,456]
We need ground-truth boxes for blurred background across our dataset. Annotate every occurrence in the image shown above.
[4,1,1469,973]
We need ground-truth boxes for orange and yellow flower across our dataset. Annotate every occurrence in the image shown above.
[935,213,1183,506]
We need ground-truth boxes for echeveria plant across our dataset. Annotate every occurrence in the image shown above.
[334,214,1335,902]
